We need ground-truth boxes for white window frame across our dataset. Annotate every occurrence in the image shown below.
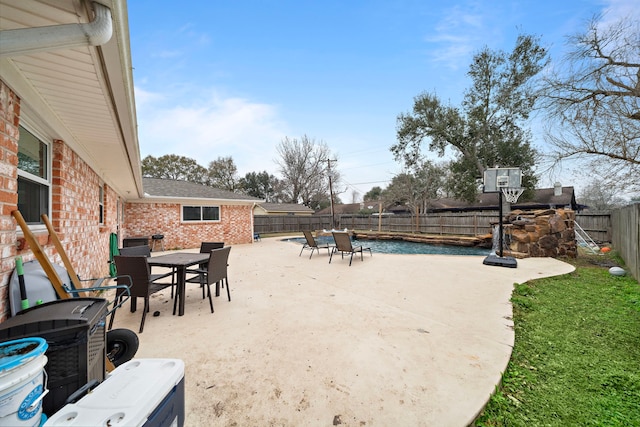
[181,205,221,222]
[17,122,52,230]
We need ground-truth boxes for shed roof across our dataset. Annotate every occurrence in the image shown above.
[257,203,314,213]
[393,186,578,213]
[321,187,578,215]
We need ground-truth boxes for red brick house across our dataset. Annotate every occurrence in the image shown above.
[0,2,258,320]
[125,178,262,249]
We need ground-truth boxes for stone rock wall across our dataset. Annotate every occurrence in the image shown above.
[506,208,577,258]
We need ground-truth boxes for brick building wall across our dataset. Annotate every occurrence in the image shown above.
[0,79,256,321]
[124,202,254,249]
[0,80,20,322]
[50,141,119,279]
[0,80,119,321]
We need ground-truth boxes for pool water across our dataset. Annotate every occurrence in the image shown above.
[286,236,490,256]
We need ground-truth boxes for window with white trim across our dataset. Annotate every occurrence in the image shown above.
[182,205,220,222]
[17,126,50,225]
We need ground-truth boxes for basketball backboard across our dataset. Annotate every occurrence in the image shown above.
[483,168,522,193]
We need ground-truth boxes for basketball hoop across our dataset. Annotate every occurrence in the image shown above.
[482,168,522,267]
[502,187,524,204]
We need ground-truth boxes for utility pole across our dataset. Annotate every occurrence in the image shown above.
[326,159,336,229]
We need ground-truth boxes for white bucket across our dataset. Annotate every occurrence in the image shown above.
[0,337,48,427]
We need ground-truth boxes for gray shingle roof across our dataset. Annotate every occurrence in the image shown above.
[398,187,577,212]
[317,187,578,214]
[257,203,314,213]
[142,177,262,201]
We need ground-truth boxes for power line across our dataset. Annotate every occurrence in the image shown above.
[340,161,396,171]
[339,146,391,158]
[348,179,392,185]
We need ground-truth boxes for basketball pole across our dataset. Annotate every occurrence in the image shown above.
[498,190,504,258]
[482,187,517,268]
[482,167,519,268]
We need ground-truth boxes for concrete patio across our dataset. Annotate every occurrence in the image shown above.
[110,236,575,426]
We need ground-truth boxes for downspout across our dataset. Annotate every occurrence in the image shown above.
[251,202,257,243]
[0,2,112,58]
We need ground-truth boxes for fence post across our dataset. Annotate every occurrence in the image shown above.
[474,213,477,235]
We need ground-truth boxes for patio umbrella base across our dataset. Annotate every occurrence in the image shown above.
[482,254,518,268]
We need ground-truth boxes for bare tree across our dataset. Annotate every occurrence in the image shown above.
[578,179,628,210]
[275,135,338,207]
[541,15,639,192]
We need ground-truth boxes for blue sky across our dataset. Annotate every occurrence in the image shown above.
[128,0,637,201]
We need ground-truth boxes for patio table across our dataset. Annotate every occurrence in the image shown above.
[147,252,210,316]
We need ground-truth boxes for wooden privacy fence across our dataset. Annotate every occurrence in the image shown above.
[611,203,639,282]
[255,211,614,241]
[254,212,499,236]
[253,215,332,234]
[575,212,612,243]
[337,212,497,235]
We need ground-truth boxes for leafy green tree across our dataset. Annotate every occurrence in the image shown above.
[393,34,546,202]
[207,156,239,191]
[382,161,446,215]
[540,15,639,193]
[239,171,283,201]
[364,186,383,201]
[141,154,209,184]
[381,173,413,210]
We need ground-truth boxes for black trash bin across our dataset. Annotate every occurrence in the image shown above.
[0,298,108,417]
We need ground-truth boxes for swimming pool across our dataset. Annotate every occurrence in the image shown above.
[286,236,491,256]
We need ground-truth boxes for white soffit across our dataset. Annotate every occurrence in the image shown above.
[0,0,143,198]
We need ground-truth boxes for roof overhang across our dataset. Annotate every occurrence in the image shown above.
[0,0,143,198]
[129,196,263,206]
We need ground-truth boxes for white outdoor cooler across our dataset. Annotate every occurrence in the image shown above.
[44,359,185,427]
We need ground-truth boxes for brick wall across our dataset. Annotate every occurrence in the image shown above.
[0,80,119,321]
[50,141,119,279]
[124,202,254,249]
[0,78,255,320]
[0,80,19,321]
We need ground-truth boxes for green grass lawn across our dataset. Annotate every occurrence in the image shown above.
[475,253,640,426]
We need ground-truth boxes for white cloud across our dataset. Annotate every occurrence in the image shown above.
[600,0,640,25]
[134,87,164,106]
[425,3,492,69]
[135,88,291,176]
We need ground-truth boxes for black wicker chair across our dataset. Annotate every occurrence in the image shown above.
[110,255,173,333]
[179,246,232,314]
[186,242,225,297]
